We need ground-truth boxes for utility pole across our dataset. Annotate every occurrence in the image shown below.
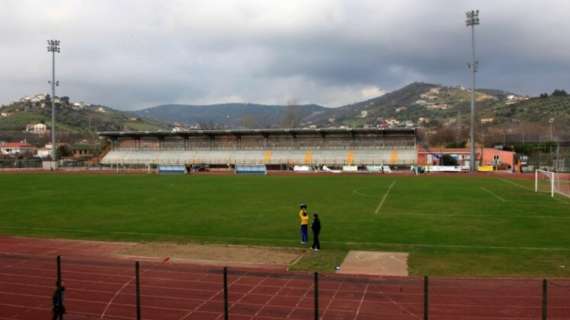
[47,40,61,164]
[549,118,555,170]
[456,109,462,145]
[466,10,479,172]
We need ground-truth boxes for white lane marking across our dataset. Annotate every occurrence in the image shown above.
[374,180,397,215]
[480,186,506,202]
[499,178,532,191]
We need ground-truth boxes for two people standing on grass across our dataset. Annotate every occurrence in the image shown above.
[298,203,321,251]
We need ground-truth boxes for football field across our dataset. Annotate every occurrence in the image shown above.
[2,173,570,276]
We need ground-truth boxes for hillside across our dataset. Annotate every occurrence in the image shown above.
[304,82,516,128]
[136,103,326,129]
[2,84,568,147]
[135,82,533,133]
[0,94,168,134]
[488,95,570,126]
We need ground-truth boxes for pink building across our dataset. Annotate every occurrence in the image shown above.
[417,147,516,170]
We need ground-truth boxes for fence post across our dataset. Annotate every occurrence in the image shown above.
[424,276,429,320]
[542,279,548,320]
[56,255,62,288]
[314,272,319,320]
[135,261,141,320]
[56,255,64,320]
[224,267,229,320]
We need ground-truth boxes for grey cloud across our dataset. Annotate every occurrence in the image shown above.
[1,0,569,110]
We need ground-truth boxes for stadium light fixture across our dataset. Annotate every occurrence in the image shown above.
[47,39,61,164]
[465,10,479,172]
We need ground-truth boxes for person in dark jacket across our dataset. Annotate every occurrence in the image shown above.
[52,282,65,320]
[311,213,321,251]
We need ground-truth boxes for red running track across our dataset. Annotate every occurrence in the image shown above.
[1,238,570,319]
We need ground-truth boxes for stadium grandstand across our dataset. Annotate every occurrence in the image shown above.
[98,128,417,169]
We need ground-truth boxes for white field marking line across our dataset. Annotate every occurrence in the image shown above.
[390,212,570,220]
[318,275,342,318]
[499,178,533,191]
[352,188,377,198]
[352,283,370,320]
[252,277,294,318]
[99,259,168,319]
[99,278,135,319]
[178,273,238,320]
[499,178,570,204]
[376,285,421,320]
[555,195,570,204]
[374,180,397,215]
[213,275,270,320]
[480,187,506,202]
[0,267,227,297]
[0,303,49,312]
[284,277,314,320]
[0,278,212,307]
[0,258,33,272]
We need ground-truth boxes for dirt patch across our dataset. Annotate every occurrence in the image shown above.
[0,236,304,270]
[339,251,408,276]
[117,242,303,269]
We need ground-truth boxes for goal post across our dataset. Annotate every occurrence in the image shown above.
[535,169,554,198]
[535,169,570,199]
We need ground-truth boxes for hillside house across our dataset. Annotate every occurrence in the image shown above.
[71,144,99,159]
[480,118,494,124]
[25,123,48,134]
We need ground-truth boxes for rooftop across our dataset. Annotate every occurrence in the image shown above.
[98,127,416,138]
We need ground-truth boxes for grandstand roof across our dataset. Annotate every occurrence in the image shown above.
[98,128,416,139]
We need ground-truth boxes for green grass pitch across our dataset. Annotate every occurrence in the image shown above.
[2,173,570,276]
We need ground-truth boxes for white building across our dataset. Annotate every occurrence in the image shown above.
[25,123,48,134]
[37,144,54,158]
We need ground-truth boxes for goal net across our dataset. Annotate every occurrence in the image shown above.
[535,169,570,198]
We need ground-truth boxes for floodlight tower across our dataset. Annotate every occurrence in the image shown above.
[466,10,479,172]
[47,40,60,162]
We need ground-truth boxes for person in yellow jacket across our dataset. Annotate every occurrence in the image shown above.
[299,203,309,244]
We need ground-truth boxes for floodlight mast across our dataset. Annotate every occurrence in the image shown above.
[465,10,479,172]
[47,40,60,163]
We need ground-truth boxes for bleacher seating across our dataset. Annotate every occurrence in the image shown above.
[99,128,418,167]
[101,148,417,166]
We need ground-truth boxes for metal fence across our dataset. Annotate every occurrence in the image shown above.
[4,254,570,320]
[0,158,42,168]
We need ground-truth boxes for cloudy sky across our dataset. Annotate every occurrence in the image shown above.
[1,0,569,110]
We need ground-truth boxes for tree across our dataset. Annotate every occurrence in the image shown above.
[56,144,72,158]
[552,89,568,97]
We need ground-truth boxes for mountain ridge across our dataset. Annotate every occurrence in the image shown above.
[2,82,568,146]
